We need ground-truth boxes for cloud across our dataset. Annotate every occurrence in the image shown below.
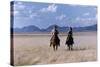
[93,7,97,11]
[56,14,66,20]
[73,17,95,27]
[40,4,58,13]
[76,16,97,21]
[14,2,25,10]
[83,12,90,16]
[11,10,20,16]
[75,16,97,26]
[14,10,19,15]
[75,17,80,21]
[28,10,33,14]
[29,13,38,18]
[76,17,91,21]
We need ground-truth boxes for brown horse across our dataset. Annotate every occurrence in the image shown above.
[50,29,60,51]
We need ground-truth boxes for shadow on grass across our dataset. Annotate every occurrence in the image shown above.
[64,47,87,51]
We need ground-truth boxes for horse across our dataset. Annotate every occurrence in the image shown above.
[65,35,74,50]
[50,31,60,51]
[65,27,74,50]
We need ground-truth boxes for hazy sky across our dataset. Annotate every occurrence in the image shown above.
[11,1,97,29]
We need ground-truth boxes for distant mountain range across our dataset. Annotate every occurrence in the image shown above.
[13,24,97,33]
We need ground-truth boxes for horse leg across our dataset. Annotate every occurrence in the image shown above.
[50,36,53,47]
[71,44,73,50]
[56,45,58,50]
[67,44,70,50]
[53,45,55,51]
[50,42,52,47]
[58,38,60,47]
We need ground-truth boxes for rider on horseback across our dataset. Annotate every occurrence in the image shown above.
[50,25,60,47]
[65,27,74,50]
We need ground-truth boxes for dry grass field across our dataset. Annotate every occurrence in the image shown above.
[13,32,97,66]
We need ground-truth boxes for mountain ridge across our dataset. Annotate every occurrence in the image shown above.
[13,24,97,33]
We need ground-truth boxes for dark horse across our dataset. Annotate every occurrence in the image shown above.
[50,26,60,51]
[65,27,74,50]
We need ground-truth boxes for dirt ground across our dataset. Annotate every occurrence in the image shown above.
[13,32,97,66]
